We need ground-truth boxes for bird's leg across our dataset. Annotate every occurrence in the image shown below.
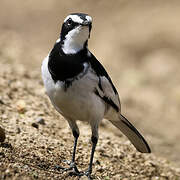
[84,124,99,178]
[85,135,98,178]
[56,120,81,175]
[59,130,80,173]
[69,130,80,174]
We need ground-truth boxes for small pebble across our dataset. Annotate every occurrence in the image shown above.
[16,127,21,134]
[0,99,5,105]
[37,117,46,125]
[96,160,101,165]
[0,126,6,142]
[31,123,39,129]
[0,152,5,157]
[16,100,26,113]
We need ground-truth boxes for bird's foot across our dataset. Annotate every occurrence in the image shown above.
[54,160,80,173]
[68,170,84,177]
[55,162,93,179]
[84,169,93,179]
[66,161,84,177]
[69,169,93,179]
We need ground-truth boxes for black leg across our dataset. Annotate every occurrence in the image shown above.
[56,130,81,175]
[70,130,80,173]
[85,135,98,178]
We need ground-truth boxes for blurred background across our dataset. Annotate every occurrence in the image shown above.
[1,0,180,168]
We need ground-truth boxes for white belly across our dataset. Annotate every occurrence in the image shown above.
[41,56,105,122]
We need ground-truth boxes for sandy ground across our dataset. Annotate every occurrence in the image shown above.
[1,0,180,179]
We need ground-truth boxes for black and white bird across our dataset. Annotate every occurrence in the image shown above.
[41,13,151,178]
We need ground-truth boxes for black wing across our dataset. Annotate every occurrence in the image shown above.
[88,51,121,112]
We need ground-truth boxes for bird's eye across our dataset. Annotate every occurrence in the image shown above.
[67,18,73,26]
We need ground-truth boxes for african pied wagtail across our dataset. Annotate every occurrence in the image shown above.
[41,13,151,178]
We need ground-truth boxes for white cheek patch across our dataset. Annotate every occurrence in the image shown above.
[64,15,84,24]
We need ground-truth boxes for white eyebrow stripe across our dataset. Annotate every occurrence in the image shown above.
[64,15,84,24]
[85,15,92,22]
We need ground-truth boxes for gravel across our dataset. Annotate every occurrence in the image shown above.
[0,57,180,179]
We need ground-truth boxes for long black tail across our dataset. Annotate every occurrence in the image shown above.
[110,114,151,153]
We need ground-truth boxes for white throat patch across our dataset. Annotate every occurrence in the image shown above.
[62,26,89,54]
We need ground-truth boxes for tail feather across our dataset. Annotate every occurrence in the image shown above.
[110,114,151,153]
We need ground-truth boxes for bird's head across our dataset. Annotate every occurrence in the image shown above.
[59,13,92,54]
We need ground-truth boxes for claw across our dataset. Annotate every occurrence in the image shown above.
[84,170,93,179]
[68,170,93,179]
[54,161,80,173]
[68,170,83,177]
